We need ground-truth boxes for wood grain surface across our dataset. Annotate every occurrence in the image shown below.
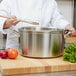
[0,55,76,76]
[65,37,76,44]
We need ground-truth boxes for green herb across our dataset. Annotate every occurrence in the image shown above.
[63,43,76,63]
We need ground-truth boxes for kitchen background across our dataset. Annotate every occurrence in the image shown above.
[0,0,75,49]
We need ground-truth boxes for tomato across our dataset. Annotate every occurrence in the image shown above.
[7,48,18,59]
[71,32,76,37]
[0,50,8,59]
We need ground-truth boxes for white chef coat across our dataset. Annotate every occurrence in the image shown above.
[0,0,69,49]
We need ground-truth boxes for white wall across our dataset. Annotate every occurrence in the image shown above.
[57,0,74,26]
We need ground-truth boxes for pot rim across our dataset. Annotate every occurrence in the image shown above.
[19,27,64,33]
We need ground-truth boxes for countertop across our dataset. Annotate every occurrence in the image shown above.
[0,55,76,76]
[0,71,76,76]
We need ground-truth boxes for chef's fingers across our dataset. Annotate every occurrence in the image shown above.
[8,16,17,19]
[65,25,75,32]
[12,19,21,26]
[3,18,17,28]
[65,28,75,34]
[7,16,20,25]
[7,18,16,24]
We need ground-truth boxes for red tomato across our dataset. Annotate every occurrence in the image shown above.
[0,50,8,59]
[7,48,18,59]
[71,32,76,37]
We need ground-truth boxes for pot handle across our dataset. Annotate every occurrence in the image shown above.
[64,32,72,38]
[64,30,76,38]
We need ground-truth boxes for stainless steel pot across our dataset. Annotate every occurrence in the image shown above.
[19,27,64,58]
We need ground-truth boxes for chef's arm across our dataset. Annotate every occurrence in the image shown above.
[51,0,75,32]
[0,0,11,34]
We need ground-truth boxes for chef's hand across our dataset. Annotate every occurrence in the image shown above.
[65,24,75,33]
[3,16,20,29]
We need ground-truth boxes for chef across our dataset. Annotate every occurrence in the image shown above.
[0,0,75,49]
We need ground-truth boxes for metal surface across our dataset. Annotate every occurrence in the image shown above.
[19,27,64,58]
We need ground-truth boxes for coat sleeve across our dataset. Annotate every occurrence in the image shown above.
[50,0,69,29]
[0,0,11,34]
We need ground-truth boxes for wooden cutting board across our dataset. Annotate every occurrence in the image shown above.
[65,37,76,44]
[0,55,76,76]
